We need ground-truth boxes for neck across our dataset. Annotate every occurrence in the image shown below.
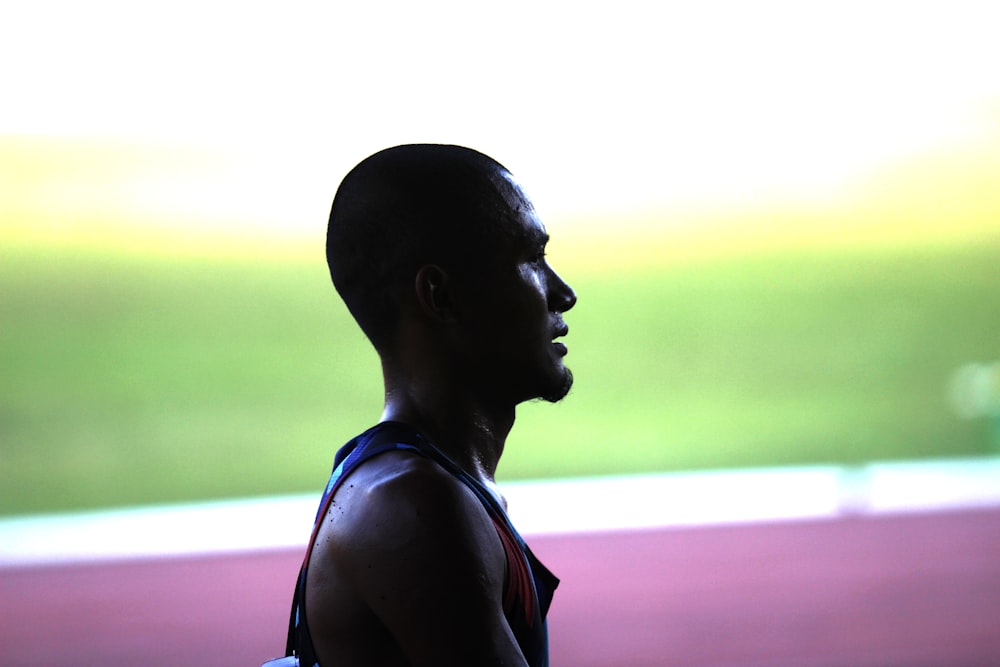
[380,363,514,484]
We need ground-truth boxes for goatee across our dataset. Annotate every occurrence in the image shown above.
[541,368,574,404]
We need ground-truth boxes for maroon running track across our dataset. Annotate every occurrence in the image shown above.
[3,508,999,667]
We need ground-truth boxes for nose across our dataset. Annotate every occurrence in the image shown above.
[548,266,577,313]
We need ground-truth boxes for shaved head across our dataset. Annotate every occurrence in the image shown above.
[327,144,520,351]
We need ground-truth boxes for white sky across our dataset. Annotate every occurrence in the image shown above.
[2,0,999,230]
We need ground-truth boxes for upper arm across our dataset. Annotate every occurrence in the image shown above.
[327,457,526,667]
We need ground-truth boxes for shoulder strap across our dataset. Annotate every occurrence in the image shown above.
[281,571,303,658]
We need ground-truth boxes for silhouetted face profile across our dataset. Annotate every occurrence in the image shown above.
[455,171,577,405]
[327,144,577,406]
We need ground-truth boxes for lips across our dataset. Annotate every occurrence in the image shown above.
[551,323,569,356]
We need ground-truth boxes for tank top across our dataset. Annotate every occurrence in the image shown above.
[276,422,558,667]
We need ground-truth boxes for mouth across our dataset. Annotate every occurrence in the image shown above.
[552,324,569,356]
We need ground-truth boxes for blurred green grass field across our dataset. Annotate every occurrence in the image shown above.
[1,235,998,516]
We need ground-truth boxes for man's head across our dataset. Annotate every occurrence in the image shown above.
[327,144,576,403]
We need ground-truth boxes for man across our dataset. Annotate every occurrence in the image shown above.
[269,144,577,667]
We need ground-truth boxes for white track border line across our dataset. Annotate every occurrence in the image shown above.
[2,458,999,567]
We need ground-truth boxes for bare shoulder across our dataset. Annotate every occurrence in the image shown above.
[323,451,502,559]
[307,450,524,666]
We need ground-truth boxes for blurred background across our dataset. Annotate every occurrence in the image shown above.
[4,3,1000,666]
[2,0,999,513]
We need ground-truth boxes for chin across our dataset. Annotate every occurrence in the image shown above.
[540,367,574,404]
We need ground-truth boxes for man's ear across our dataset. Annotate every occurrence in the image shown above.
[414,264,455,321]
